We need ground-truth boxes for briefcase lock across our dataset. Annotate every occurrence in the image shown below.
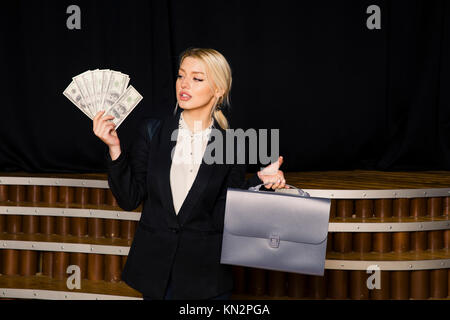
[269,234,280,248]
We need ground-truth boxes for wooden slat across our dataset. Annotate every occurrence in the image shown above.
[255,170,450,190]
[0,201,141,212]
[330,216,450,223]
[326,249,450,261]
[0,274,141,298]
[1,232,449,262]
[0,173,108,180]
[230,293,450,300]
[0,232,132,247]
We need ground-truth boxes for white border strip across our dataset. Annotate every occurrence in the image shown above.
[0,206,141,221]
[2,177,449,199]
[0,240,130,256]
[325,259,450,271]
[328,220,450,232]
[1,240,449,271]
[302,188,450,199]
[0,177,109,189]
[0,288,141,300]
[1,206,449,231]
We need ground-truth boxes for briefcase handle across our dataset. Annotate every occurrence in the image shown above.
[248,183,310,197]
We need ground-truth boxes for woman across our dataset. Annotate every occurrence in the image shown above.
[93,48,288,300]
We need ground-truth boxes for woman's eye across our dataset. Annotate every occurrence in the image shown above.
[176,74,203,81]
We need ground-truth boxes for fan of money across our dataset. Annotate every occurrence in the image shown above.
[63,69,143,129]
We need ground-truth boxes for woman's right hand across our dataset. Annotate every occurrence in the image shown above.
[93,111,121,160]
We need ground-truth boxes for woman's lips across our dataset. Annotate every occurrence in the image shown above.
[179,92,192,101]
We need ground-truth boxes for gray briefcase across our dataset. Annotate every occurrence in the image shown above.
[220,184,331,276]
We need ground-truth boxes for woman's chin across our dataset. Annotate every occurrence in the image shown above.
[178,101,211,111]
[179,104,195,110]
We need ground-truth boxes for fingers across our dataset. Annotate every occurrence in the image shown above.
[102,115,115,121]
[93,110,118,148]
[278,171,286,189]
[261,156,284,176]
[100,122,116,138]
[262,170,287,190]
[93,110,105,122]
[256,157,287,190]
[273,162,286,189]
[271,177,284,189]
[265,179,283,189]
[271,156,283,170]
[93,111,114,128]
[271,180,281,189]
[93,111,105,130]
[93,111,115,138]
[263,178,279,190]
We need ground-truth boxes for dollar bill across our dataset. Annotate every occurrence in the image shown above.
[103,71,129,112]
[105,85,143,129]
[73,71,96,117]
[100,69,112,112]
[82,71,97,114]
[63,81,93,119]
[92,69,104,115]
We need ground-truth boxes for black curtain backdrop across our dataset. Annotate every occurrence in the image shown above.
[0,0,448,173]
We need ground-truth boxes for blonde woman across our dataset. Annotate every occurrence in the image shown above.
[93,48,288,300]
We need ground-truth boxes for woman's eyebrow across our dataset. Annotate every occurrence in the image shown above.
[179,68,205,74]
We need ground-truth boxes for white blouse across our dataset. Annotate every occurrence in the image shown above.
[170,112,213,215]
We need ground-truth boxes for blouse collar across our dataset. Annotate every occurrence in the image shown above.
[179,111,214,138]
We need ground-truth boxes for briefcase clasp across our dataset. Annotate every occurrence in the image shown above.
[269,234,280,248]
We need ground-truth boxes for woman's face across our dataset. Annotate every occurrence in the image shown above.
[176,56,217,111]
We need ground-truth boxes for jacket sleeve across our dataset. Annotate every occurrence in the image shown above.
[210,163,266,232]
[226,163,263,190]
[105,121,151,211]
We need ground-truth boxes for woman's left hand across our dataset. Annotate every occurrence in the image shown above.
[257,156,289,190]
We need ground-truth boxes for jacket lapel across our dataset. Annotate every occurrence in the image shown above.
[158,110,179,229]
[158,109,222,228]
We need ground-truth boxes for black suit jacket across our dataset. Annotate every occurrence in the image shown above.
[106,109,263,299]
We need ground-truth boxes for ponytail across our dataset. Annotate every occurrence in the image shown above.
[213,108,229,130]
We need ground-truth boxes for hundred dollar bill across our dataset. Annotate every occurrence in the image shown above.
[100,69,112,112]
[103,71,129,112]
[63,81,93,119]
[92,69,104,114]
[82,71,97,114]
[105,85,143,129]
[123,72,130,90]
[73,71,96,117]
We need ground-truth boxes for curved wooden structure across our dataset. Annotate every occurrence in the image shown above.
[0,170,449,300]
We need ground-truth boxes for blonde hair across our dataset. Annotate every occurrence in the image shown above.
[178,48,232,130]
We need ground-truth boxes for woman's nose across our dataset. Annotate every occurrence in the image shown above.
[181,78,190,89]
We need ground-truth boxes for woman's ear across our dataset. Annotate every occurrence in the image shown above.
[215,88,225,98]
